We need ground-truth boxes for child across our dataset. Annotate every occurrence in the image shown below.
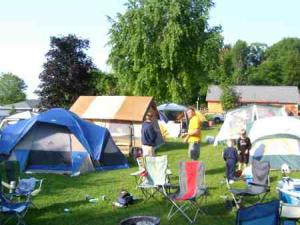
[223,139,238,184]
[237,129,252,172]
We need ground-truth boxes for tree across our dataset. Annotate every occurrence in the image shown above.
[208,45,234,84]
[107,0,222,104]
[230,40,250,84]
[252,38,300,88]
[0,72,27,105]
[247,43,268,67]
[220,84,240,111]
[209,41,268,86]
[36,34,95,108]
[89,69,119,95]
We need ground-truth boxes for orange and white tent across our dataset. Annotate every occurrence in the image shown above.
[70,96,164,153]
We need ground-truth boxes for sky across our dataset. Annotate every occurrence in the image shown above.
[1,0,300,99]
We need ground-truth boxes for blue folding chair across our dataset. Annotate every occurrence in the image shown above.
[229,160,271,209]
[0,191,30,225]
[236,200,280,225]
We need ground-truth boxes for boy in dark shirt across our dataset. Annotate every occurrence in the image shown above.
[223,139,238,184]
[237,129,252,172]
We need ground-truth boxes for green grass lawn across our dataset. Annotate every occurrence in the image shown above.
[7,125,300,225]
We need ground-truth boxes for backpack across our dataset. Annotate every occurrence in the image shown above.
[117,190,134,207]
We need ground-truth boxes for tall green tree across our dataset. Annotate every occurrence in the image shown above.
[36,34,95,108]
[251,38,300,88]
[0,73,27,105]
[208,45,234,84]
[107,0,222,104]
[89,69,119,95]
[209,41,268,86]
[231,40,249,84]
[220,84,240,111]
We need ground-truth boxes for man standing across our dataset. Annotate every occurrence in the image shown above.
[182,107,201,160]
[141,111,157,156]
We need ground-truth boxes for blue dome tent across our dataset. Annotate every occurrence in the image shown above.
[0,108,128,175]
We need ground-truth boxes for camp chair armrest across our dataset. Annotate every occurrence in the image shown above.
[248,182,269,187]
[166,169,172,175]
[1,181,12,190]
[31,189,41,197]
[1,181,16,193]
[38,179,44,189]
[130,169,146,176]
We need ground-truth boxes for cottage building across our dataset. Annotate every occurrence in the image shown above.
[206,85,300,115]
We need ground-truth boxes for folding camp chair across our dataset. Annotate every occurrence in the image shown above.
[136,155,171,201]
[279,203,299,225]
[163,161,207,224]
[130,157,147,187]
[1,161,44,208]
[228,160,270,209]
[0,191,30,225]
[11,178,44,208]
[236,200,280,225]
[1,161,20,193]
[277,184,300,225]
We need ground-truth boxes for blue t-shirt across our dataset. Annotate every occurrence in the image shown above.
[141,121,157,146]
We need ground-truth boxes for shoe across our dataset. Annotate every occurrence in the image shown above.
[113,202,126,208]
[229,180,234,184]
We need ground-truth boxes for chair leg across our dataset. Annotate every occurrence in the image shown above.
[16,213,26,225]
[167,197,206,224]
[230,192,242,209]
[140,187,160,202]
[167,200,194,223]
[258,192,268,203]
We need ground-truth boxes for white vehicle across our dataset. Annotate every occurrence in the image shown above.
[212,113,225,123]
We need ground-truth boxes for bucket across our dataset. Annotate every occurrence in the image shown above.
[119,216,160,225]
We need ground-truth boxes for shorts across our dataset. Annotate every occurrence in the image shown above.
[239,151,249,164]
[142,145,155,157]
[188,142,200,160]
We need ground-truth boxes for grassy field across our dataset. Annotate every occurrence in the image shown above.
[6,125,300,225]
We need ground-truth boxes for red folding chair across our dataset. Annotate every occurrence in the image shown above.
[163,161,207,223]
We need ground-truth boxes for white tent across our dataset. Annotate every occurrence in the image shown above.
[157,103,187,138]
[6,111,38,120]
[214,105,287,145]
[0,111,39,130]
[157,103,187,111]
[249,116,300,143]
[249,116,300,170]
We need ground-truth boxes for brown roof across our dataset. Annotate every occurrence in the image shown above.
[70,96,154,122]
[70,96,96,117]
